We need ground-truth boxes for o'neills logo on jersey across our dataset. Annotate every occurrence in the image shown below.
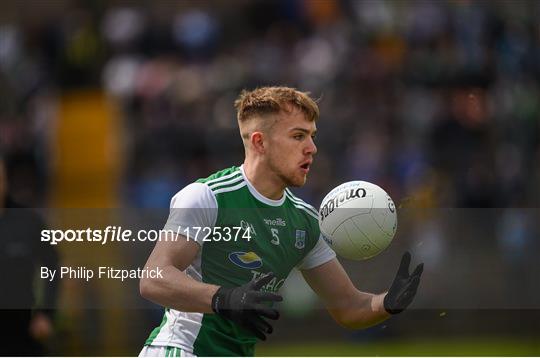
[319,188,367,221]
[263,218,286,227]
[228,251,263,269]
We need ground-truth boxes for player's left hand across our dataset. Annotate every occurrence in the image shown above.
[384,251,424,315]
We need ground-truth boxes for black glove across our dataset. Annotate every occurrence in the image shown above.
[384,252,424,315]
[211,272,283,340]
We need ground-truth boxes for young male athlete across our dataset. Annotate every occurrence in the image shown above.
[139,87,423,356]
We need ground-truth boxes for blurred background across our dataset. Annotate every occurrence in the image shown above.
[0,0,539,355]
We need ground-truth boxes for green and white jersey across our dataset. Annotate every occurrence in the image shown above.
[144,165,335,356]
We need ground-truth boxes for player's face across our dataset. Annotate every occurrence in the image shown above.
[265,109,317,187]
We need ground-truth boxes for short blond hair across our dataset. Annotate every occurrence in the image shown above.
[234,86,319,123]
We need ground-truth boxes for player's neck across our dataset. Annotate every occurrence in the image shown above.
[242,161,285,200]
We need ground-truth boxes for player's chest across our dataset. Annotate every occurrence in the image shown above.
[202,212,311,278]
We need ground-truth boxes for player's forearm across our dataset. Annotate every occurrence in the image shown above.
[140,265,219,313]
[330,292,390,330]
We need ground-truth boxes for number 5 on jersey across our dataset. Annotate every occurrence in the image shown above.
[270,228,280,246]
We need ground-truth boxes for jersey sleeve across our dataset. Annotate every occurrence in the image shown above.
[296,234,336,270]
[163,182,218,246]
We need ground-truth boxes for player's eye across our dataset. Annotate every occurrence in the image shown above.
[293,134,304,140]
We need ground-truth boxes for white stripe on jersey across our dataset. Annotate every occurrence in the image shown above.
[212,181,247,195]
[205,170,241,187]
[285,190,319,219]
[207,174,244,190]
[291,203,319,220]
[285,189,319,211]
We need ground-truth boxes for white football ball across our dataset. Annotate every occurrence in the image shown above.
[319,181,397,260]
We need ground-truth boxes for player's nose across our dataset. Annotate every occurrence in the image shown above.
[305,137,317,155]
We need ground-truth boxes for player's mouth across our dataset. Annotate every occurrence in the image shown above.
[299,160,312,174]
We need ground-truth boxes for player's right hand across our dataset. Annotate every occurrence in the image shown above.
[211,272,283,340]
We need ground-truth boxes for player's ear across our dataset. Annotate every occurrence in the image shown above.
[251,132,265,154]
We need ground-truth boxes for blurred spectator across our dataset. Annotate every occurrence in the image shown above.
[0,154,59,355]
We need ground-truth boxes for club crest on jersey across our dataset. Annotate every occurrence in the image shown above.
[228,251,263,269]
[295,230,306,249]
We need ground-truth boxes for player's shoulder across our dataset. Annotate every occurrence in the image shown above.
[196,166,241,184]
[170,167,241,208]
[284,188,319,223]
[195,166,246,195]
[170,166,246,208]
[170,181,215,208]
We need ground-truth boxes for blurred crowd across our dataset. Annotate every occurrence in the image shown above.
[1,0,539,208]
